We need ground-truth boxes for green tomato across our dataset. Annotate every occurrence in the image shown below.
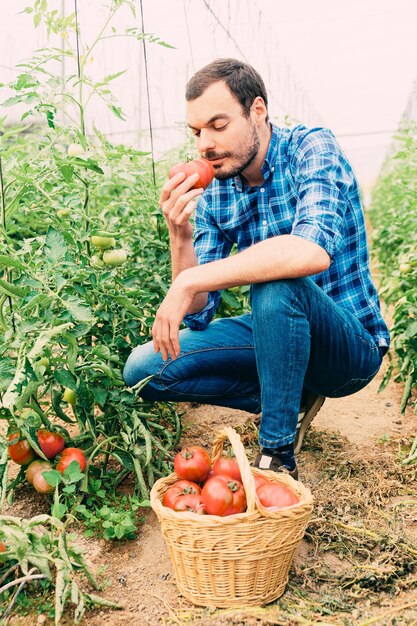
[63,388,76,405]
[67,143,85,157]
[90,235,116,250]
[90,255,105,269]
[57,209,71,218]
[400,263,412,275]
[37,357,50,367]
[103,249,128,267]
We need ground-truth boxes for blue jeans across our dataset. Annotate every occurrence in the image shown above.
[123,278,385,448]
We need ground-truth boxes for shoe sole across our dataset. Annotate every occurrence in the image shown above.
[294,396,325,454]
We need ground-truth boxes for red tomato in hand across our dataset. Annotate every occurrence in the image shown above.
[174,446,211,483]
[173,493,206,514]
[212,456,241,482]
[256,482,299,510]
[201,475,247,516]
[37,429,65,459]
[56,448,87,473]
[32,470,54,494]
[8,432,36,466]
[169,158,214,189]
[162,479,202,509]
[26,459,52,485]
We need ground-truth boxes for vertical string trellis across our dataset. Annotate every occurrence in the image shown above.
[0,157,16,333]
[139,0,157,189]
[74,0,85,136]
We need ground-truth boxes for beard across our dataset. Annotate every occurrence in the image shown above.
[203,123,260,181]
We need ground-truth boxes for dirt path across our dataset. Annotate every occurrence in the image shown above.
[4,360,417,626]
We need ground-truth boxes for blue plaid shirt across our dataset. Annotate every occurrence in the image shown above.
[184,124,390,350]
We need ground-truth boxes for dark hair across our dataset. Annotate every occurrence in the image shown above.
[185,58,269,121]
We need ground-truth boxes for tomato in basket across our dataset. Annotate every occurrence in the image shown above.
[172,493,206,514]
[162,479,202,509]
[201,475,247,516]
[174,446,211,483]
[256,482,299,510]
[212,455,241,482]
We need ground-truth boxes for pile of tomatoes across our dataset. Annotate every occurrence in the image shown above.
[162,445,300,516]
[8,430,86,494]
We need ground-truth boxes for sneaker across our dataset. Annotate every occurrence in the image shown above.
[294,393,325,454]
[254,452,298,480]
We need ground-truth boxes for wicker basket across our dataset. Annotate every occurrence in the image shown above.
[150,426,313,607]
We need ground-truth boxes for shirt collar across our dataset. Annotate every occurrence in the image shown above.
[233,123,279,192]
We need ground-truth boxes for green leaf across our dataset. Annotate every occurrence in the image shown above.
[90,345,111,360]
[110,294,143,317]
[110,105,126,121]
[64,295,95,322]
[92,386,107,407]
[44,227,67,263]
[111,450,135,471]
[0,254,26,271]
[75,158,104,174]
[405,321,417,339]
[54,369,77,389]
[42,470,62,488]
[58,164,74,184]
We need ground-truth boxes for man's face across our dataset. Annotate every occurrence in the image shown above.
[187,81,260,180]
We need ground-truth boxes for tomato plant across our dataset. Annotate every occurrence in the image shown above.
[56,448,87,474]
[8,433,36,466]
[169,158,214,189]
[201,475,247,516]
[174,446,211,482]
[37,429,65,459]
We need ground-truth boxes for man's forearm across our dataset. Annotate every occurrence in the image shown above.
[170,235,208,313]
[177,234,331,295]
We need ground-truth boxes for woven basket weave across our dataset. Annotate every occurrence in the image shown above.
[150,426,313,607]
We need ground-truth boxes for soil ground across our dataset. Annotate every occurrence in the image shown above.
[2,360,417,626]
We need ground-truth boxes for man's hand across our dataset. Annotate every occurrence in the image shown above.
[152,274,195,361]
[159,171,204,241]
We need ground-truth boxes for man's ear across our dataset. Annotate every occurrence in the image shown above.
[250,96,268,125]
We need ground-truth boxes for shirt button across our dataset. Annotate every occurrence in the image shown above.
[262,219,267,226]
[271,167,275,172]
[260,188,265,193]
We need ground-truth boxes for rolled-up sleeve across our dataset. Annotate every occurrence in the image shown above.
[183,194,233,330]
[290,129,354,260]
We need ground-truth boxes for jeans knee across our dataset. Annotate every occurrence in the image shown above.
[123,341,161,389]
[251,277,310,316]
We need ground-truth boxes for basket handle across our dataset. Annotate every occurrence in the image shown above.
[211,426,257,514]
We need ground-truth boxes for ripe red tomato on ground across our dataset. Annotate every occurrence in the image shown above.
[56,448,87,473]
[174,446,211,483]
[172,493,206,514]
[256,482,299,510]
[32,470,54,494]
[169,158,214,189]
[8,432,36,466]
[0,541,7,552]
[26,459,52,485]
[201,475,247,516]
[212,456,241,482]
[162,479,202,509]
[37,429,65,459]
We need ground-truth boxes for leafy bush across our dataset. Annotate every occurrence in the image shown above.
[369,125,417,464]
